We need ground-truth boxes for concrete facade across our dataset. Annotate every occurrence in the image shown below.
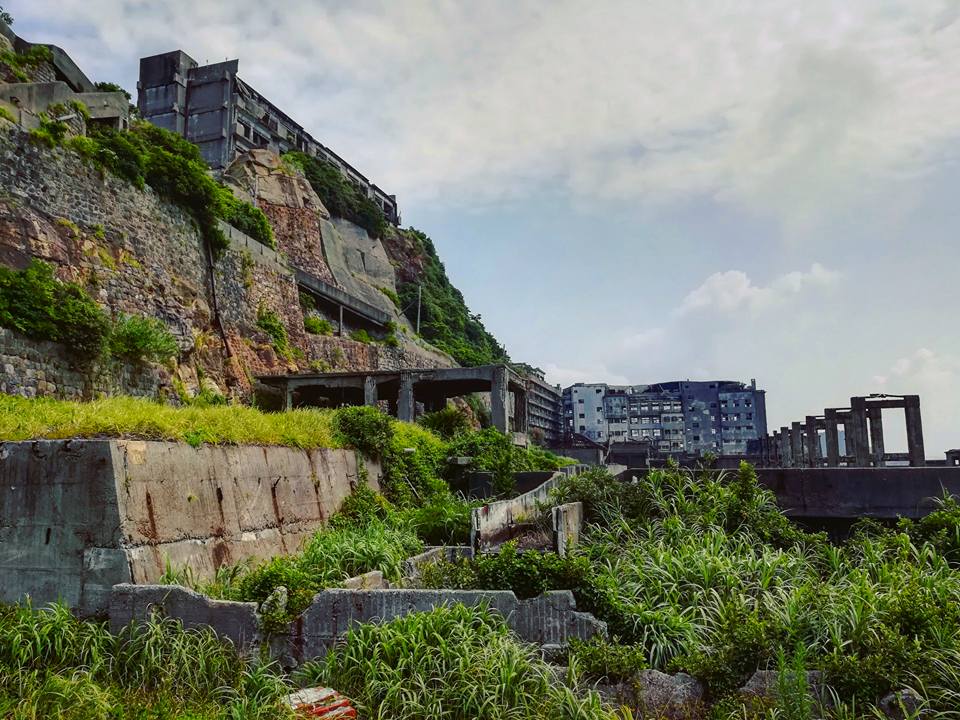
[137,50,399,223]
[513,364,563,443]
[562,379,767,455]
[109,584,606,663]
[0,439,379,616]
[471,471,565,550]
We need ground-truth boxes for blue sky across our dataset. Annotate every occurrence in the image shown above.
[12,0,960,455]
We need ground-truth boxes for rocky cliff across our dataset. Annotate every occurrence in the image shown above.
[0,124,455,403]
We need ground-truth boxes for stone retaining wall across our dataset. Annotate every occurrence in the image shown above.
[109,584,607,664]
[0,439,379,616]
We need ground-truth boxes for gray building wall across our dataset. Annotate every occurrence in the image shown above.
[563,379,767,456]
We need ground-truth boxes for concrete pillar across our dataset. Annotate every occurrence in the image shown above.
[284,383,294,411]
[363,376,377,407]
[790,422,803,468]
[867,406,885,467]
[514,389,529,434]
[397,373,415,423]
[490,366,510,433]
[805,416,821,467]
[824,409,840,466]
[338,305,344,337]
[904,395,925,466]
[780,426,792,467]
[849,398,871,467]
[771,432,779,466]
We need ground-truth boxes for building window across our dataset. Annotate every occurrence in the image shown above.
[578,413,585,419]
[577,399,584,404]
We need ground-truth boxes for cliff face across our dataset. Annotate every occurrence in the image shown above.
[0,126,453,403]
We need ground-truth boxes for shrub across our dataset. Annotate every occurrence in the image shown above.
[0,105,14,123]
[569,636,648,683]
[303,315,333,335]
[0,260,110,359]
[0,44,52,82]
[256,304,291,359]
[108,314,178,363]
[333,405,393,458]
[418,404,471,439]
[349,328,371,344]
[216,185,274,248]
[379,286,401,307]
[28,112,68,147]
[446,427,568,496]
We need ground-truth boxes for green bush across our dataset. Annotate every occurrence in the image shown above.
[446,427,568,496]
[333,405,394,458]
[349,328,372,344]
[28,112,69,147]
[0,260,110,359]
[418,404,471,439]
[108,314,178,364]
[303,315,333,335]
[255,305,291,360]
[283,151,387,238]
[568,636,648,683]
[216,185,274,248]
[0,44,52,82]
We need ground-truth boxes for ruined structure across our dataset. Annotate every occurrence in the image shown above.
[0,20,129,132]
[754,394,925,468]
[258,364,530,435]
[137,50,400,223]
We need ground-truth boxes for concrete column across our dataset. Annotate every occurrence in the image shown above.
[363,376,378,407]
[514,389,529,434]
[338,305,344,337]
[824,409,840,467]
[780,426,792,467]
[770,432,779,466]
[397,373,415,423]
[867,406,885,467]
[490,366,510,433]
[904,395,925,466]
[284,383,294,411]
[805,416,821,467]
[790,422,803,468]
[849,398,871,467]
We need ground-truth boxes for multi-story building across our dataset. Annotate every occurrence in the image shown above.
[562,379,767,456]
[136,50,400,224]
[513,364,562,444]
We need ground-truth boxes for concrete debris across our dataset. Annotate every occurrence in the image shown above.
[878,688,925,719]
[287,687,356,718]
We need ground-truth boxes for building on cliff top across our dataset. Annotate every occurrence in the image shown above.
[137,50,400,225]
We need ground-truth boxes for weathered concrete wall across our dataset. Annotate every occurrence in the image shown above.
[109,584,607,663]
[0,439,380,616]
[756,466,960,519]
[471,472,564,550]
[552,502,583,557]
[403,545,474,580]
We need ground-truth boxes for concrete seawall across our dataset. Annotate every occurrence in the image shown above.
[0,439,379,615]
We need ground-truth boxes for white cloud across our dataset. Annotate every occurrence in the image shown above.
[13,0,960,224]
[542,362,630,389]
[675,263,839,316]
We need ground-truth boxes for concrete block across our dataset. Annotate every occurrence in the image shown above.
[552,502,583,557]
[471,472,564,550]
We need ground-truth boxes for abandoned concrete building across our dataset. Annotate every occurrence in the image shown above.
[257,365,530,436]
[562,379,768,456]
[754,394,927,468]
[0,20,129,132]
[137,50,400,224]
[512,364,563,443]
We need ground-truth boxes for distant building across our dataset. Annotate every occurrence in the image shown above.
[136,50,400,224]
[562,379,767,456]
[513,364,562,444]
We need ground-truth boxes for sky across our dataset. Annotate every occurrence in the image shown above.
[11,0,960,456]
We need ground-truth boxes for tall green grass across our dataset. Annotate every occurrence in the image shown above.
[0,394,339,448]
[0,602,292,719]
[295,604,621,720]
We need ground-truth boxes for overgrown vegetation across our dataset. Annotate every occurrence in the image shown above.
[395,227,509,366]
[256,304,292,360]
[0,44,51,83]
[303,315,333,335]
[0,602,293,719]
[419,462,960,716]
[295,604,618,720]
[0,260,178,364]
[0,394,339,448]
[50,121,274,253]
[283,151,387,238]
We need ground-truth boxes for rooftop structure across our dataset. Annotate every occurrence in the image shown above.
[137,50,400,224]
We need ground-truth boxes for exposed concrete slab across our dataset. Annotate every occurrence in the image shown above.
[0,440,380,616]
